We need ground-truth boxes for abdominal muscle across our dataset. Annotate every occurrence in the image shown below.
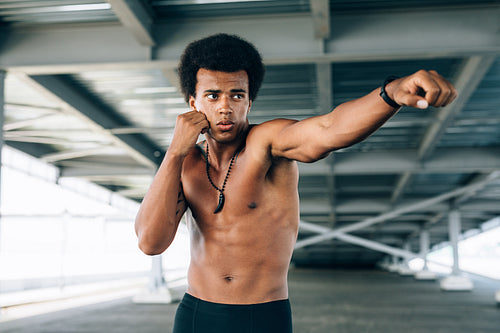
[184,205,298,304]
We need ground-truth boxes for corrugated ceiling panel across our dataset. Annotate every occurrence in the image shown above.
[0,1,117,26]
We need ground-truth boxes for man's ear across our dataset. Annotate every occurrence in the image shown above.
[189,95,196,111]
[247,100,252,113]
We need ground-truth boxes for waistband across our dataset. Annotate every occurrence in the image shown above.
[180,293,290,313]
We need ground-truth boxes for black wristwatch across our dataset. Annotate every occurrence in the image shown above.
[380,76,401,108]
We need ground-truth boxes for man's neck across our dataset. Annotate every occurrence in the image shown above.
[205,128,249,167]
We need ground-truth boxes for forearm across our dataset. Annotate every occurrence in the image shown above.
[323,87,399,149]
[135,151,186,255]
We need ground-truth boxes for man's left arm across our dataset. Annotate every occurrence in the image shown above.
[269,70,457,162]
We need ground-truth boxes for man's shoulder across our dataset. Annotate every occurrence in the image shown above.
[246,119,299,165]
[248,118,298,139]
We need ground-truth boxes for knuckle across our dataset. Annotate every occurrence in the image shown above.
[416,69,428,77]
[428,87,440,95]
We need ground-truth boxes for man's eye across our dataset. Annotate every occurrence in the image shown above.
[233,94,243,100]
[207,94,217,100]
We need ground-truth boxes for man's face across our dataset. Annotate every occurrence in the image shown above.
[189,68,251,143]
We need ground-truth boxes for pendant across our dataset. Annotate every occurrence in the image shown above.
[214,192,225,214]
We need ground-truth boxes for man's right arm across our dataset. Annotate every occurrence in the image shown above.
[135,111,208,255]
[134,152,186,255]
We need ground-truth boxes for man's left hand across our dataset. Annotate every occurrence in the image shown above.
[386,70,458,109]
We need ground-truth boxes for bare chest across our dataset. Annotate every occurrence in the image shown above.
[183,154,264,218]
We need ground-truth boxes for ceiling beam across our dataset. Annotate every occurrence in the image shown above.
[60,164,153,178]
[315,63,332,114]
[299,220,417,259]
[41,147,115,163]
[454,172,498,205]
[107,0,155,47]
[390,171,412,204]
[26,74,164,168]
[3,113,60,131]
[2,6,500,73]
[4,134,75,145]
[310,0,330,40]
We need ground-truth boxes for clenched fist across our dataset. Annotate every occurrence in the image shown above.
[386,70,458,109]
[169,110,209,158]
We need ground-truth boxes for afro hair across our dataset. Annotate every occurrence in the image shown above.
[178,33,265,103]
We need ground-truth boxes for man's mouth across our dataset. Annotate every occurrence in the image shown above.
[216,119,234,132]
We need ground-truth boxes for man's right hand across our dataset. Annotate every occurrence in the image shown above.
[168,110,209,158]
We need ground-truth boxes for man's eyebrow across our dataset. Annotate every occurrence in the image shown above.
[203,89,247,94]
[204,89,221,94]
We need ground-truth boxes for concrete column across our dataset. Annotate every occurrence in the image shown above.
[387,255,400,272]
[440,209,473,291]
[398,242,414,276]
[149,254,166,291]
[0,70,5,252]
[378,256,391,271]
[449,210,461,274]
[133,254,174,303]
[415,229,436,280]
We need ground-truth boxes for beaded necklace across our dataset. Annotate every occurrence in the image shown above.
[205,143,242,213]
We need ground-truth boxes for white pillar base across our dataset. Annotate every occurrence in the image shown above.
[440,275,474,291]
[414,269,437,280]
[398,267,415,276]
[133,287,175,304]
[386,264,398,272]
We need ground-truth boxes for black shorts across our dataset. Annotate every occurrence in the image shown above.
[172,293,293,333]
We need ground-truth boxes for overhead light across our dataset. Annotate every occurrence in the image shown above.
[166,0,267,5]
[59,3,112,12]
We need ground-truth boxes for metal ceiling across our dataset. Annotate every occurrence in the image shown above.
[1,0,500,268]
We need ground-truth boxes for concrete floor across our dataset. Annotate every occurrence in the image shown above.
[1,268,499,333]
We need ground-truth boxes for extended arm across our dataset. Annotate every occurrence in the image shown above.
[270,70,457,162]
[135,111,208,255]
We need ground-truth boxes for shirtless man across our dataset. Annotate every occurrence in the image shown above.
[135,33,457,332]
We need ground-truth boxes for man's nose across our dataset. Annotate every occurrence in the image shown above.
[218,96,232,113]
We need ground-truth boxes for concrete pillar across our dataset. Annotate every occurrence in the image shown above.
[415,228,436,280]
[440,209,473,291]
[398,242,414,276]
[449,210,461,275]
[149,254,166,292]
[378,256,391,271]
[387,255,400,272]
[133,254,174,303]
[0,70,5,252]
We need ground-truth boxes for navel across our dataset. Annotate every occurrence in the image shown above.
[248,202,257,209]
[223,275,234,282]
